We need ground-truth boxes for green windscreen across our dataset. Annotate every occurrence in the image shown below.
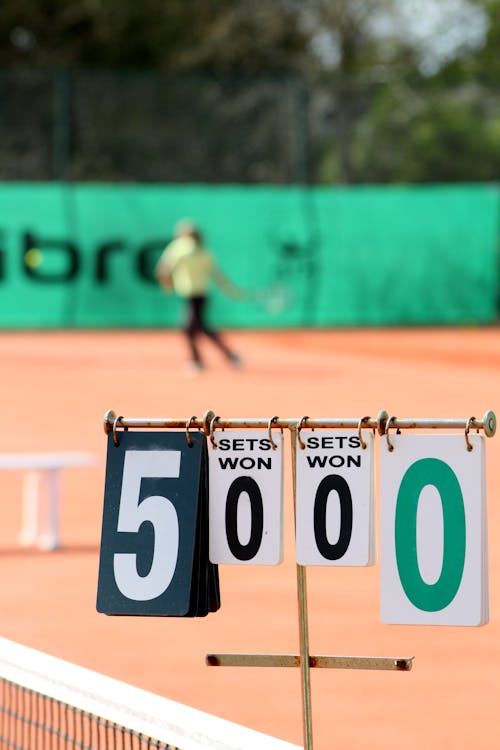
[0,183,497,328]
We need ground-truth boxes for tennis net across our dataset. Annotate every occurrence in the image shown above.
[0,637,301,750]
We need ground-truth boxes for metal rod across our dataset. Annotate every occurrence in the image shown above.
[207,654,302,668]
[310,655,413,671]
[103,409,496,437]
[206,654,413,671]
[290,425,314,750]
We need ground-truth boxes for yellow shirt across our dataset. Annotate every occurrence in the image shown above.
[156,236,217,298]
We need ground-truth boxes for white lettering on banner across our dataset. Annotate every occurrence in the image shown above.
[208,430,284,565]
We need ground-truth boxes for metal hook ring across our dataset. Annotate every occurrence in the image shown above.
[297,416,309,450]
[202,409,216,437]
[376,409,389,436]
[267,416,279,449]
[185,415,197,448]
[103,409,116,435]
[357,416,371,450]
[465,416,476,452]
[112,415,124,447]
[385,415,398,452]
[209,415,221,448]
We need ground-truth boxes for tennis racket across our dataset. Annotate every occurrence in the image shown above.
[252,282,295,315]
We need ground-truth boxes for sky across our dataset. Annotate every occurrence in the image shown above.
[392,0,489,73]
[306,0,489,75]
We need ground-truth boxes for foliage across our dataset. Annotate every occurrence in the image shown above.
[0,0,498,183]
[0,0,307,70]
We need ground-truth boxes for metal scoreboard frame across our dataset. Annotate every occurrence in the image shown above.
[98,408,496,750]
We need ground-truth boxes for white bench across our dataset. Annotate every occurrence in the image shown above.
[0,452,96,551]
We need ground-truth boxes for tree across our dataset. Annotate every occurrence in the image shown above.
[288,0,499,183]
[1,0,498,183]
[0,0,307,71]
[287,0,419,182]
[351,0,500,182]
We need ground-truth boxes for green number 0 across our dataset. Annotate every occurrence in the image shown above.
[395,458,466,612]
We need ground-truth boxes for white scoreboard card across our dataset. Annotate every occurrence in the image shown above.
[380,433,488,626]
[295,430,375,566]
[208,430,284,565]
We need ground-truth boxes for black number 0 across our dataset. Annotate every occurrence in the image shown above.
[314,474,353,560]
[225,476,264,561]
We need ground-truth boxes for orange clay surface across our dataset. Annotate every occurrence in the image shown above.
[1,327,499,749]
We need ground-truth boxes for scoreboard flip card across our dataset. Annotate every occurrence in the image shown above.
[295,430,376,566]
[380,433,488,626]
[97,430,219,617]
[208,430,284,565]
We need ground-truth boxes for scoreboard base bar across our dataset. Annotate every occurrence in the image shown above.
[206,654,413,671]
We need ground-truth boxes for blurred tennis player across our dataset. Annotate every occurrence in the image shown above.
[155,219,244,373]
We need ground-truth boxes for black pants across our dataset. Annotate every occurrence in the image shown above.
[184,295,234,365]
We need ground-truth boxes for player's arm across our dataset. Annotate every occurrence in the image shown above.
[155,251,175,291]
[212,265,250,300]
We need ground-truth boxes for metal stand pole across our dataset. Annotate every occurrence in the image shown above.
[291,426,314,750]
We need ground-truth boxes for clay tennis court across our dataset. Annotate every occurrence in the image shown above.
[0,326,499,749]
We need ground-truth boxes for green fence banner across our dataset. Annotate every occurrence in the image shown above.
[0,183,498,328]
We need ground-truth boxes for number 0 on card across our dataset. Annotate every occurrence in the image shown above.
[295,430,375,566]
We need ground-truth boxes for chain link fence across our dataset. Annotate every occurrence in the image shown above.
[0,67,313,183]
